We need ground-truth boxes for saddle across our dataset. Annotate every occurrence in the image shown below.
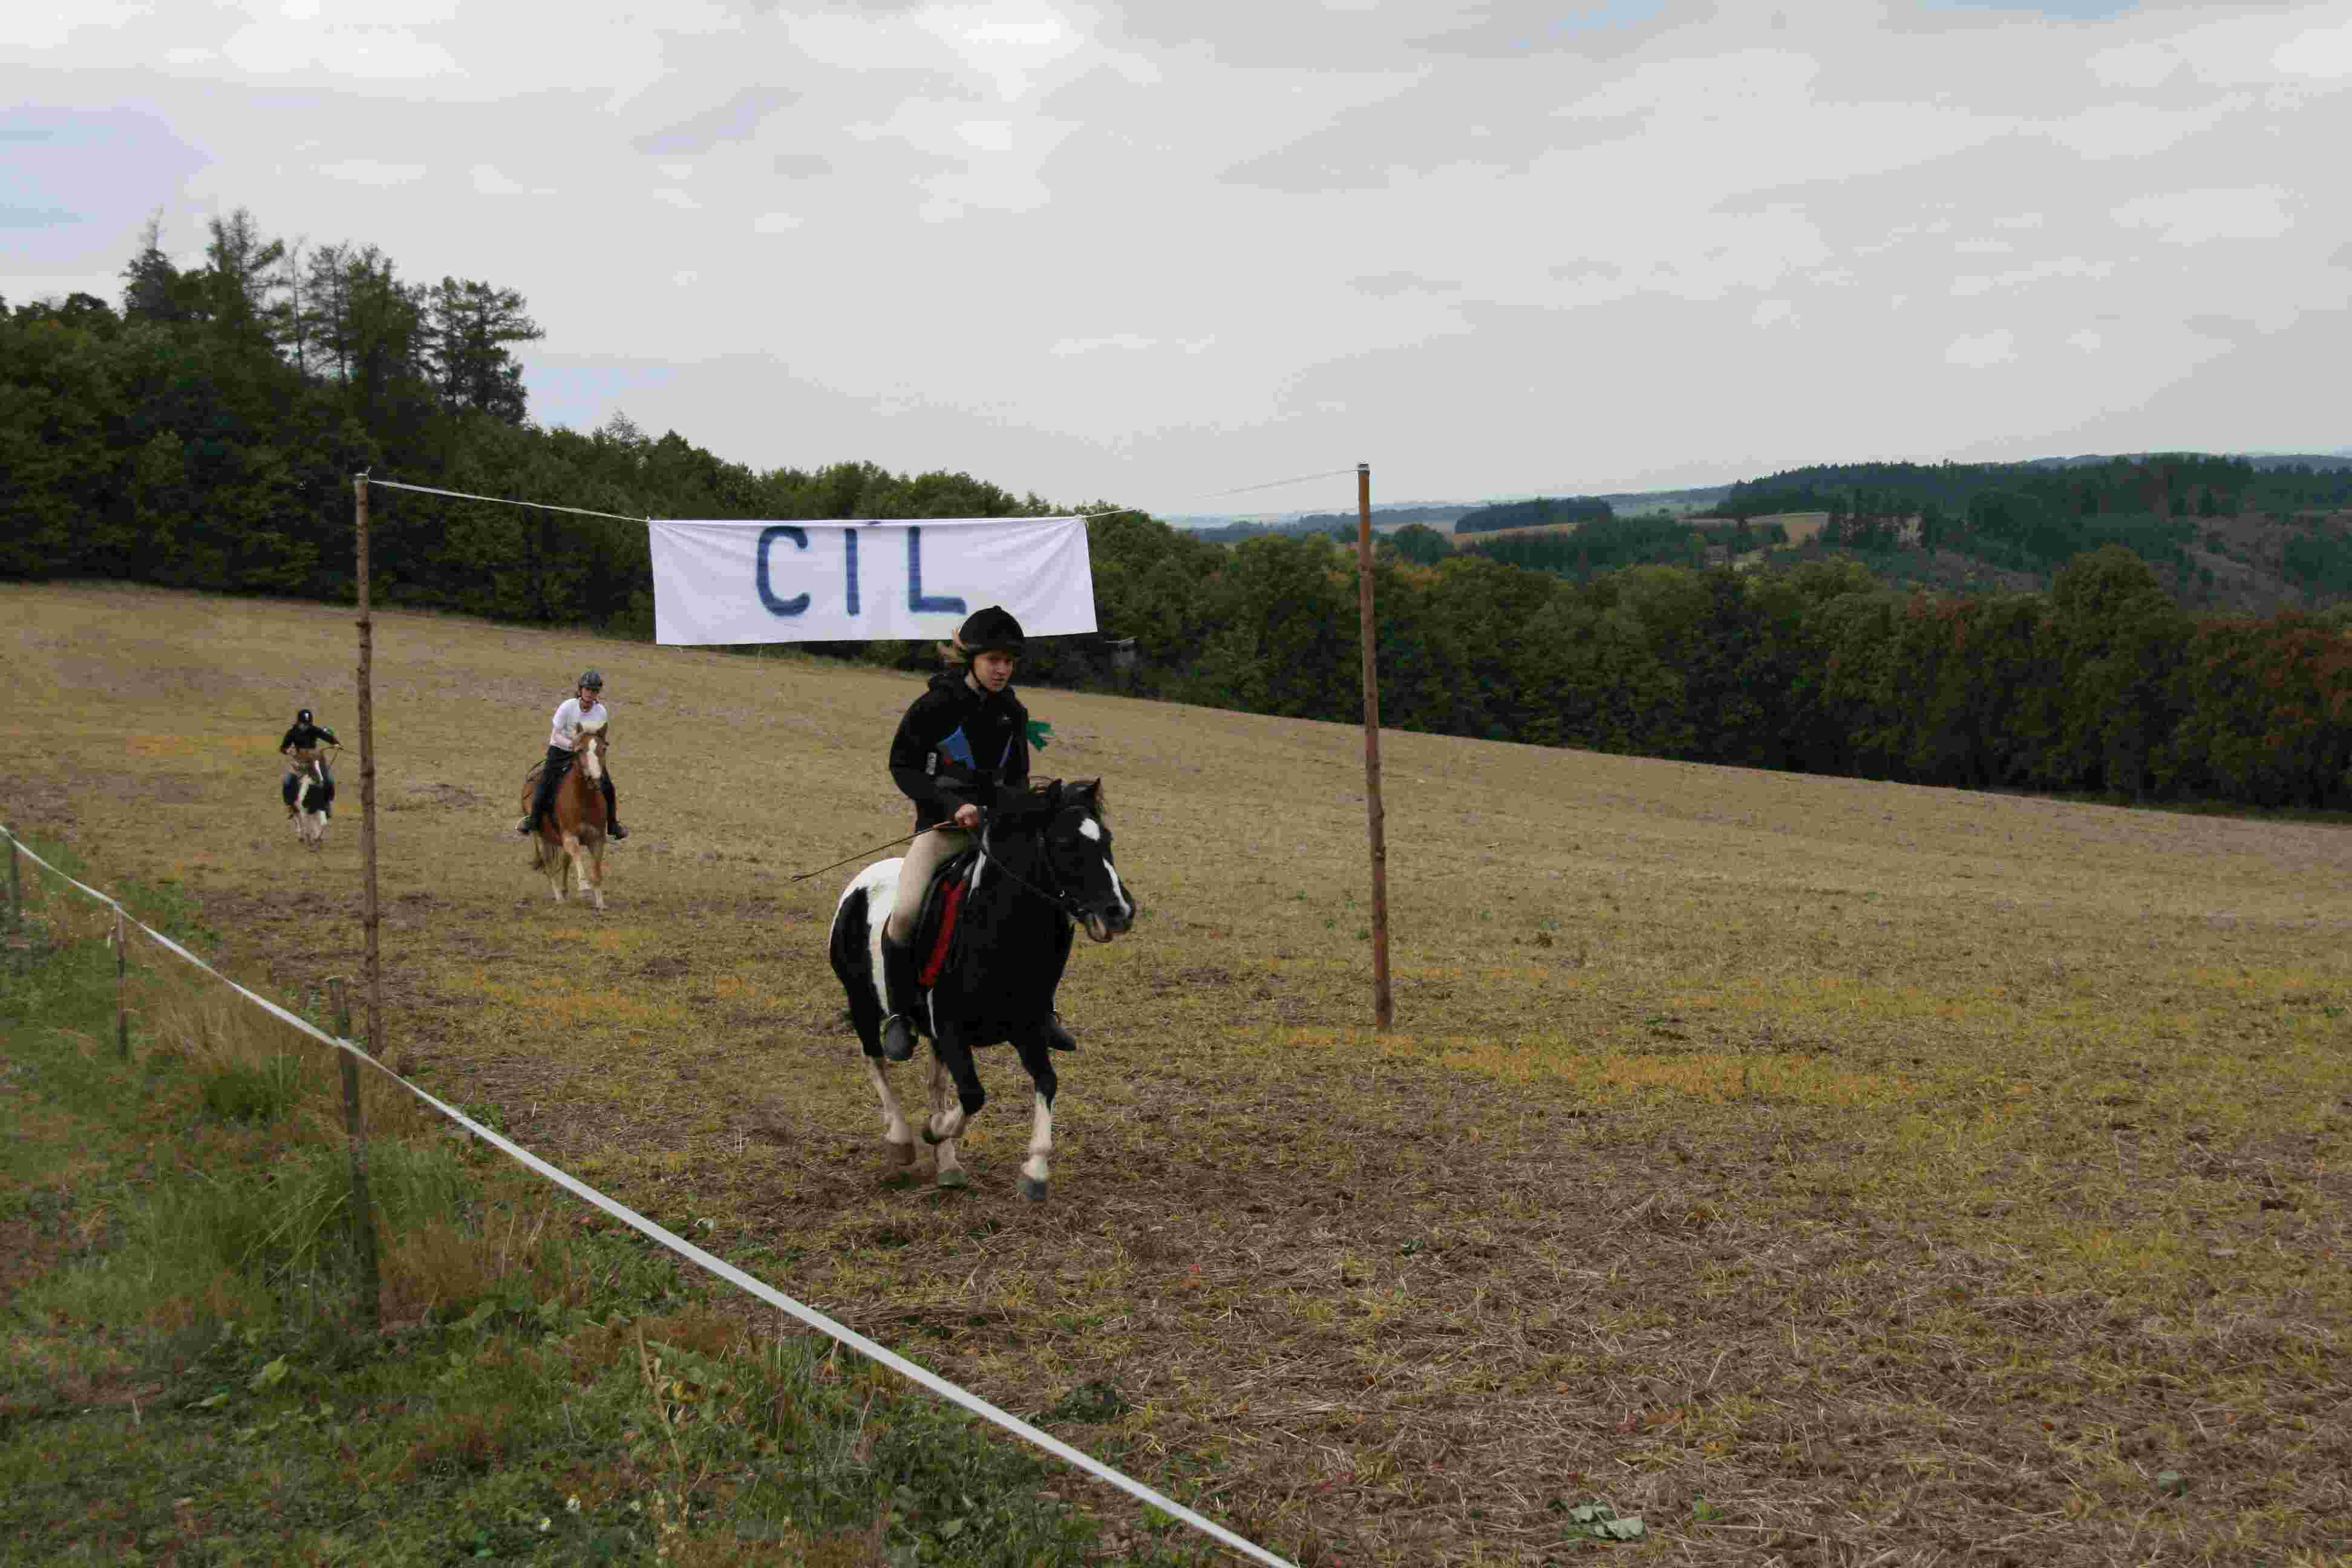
[910,849,979,990]
[524,752,577,791]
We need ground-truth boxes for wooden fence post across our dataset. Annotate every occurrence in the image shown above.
[5,829,19,930]
[114,903,129,1058]
[329,976,381,1330]
[1354,463,1394,1030]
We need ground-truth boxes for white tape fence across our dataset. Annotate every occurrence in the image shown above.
[0,823,1299,1568]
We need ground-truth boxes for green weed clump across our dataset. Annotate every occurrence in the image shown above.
[0,872,1201,1567]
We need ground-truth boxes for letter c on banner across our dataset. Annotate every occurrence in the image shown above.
[757,526,810,616]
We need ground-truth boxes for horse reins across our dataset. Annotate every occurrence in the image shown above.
[785,813,1095,926]
[975,818,1094,926]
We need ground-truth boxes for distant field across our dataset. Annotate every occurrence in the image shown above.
[1446,509,1834,550]
[5,581,2348,1566]
[1743,509,1834,546]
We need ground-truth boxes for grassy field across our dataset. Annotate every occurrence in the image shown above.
[4,580,2349,1566]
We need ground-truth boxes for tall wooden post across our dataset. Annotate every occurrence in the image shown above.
[1354,463,1394,1030]
[114,903,129,1057]
[353,475,384,1072]
[330,976,381,1328]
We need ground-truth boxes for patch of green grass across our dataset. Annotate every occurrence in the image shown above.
[0,900,1209,1567]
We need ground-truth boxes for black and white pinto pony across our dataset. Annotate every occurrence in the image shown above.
[283,747,334,851]
[829,779,1137,1200]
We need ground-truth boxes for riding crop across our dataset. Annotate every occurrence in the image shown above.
[786,820,964,885]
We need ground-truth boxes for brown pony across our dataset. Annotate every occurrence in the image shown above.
[518,726,609,909]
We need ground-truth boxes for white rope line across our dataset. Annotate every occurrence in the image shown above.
[1189,466,1362,500]
[364,470,1364,536]
[0,824,1298,1568]
[362,477,652,525]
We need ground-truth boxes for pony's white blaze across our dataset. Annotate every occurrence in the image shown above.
[1076,817,1102,841]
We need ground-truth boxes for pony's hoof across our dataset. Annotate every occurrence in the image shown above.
[1019,1177,1049,1202]
[936,1167,968,1190]
[887,1139,915,1168]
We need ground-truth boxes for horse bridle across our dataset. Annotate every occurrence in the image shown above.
[976,812,1097,926]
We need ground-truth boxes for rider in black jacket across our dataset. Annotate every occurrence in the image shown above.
[877,606,1075,1060]
[279,708,338,799]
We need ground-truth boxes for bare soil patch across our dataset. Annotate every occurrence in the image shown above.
[5,581,2348,1565]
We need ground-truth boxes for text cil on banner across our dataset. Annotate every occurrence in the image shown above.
[648,517,1097,645]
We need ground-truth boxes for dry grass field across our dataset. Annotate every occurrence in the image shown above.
[5,581,2350,1567]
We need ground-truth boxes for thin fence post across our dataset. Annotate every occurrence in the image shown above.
[1354,462,1394,1030]
[354,474,384,1111]
[6,828,19,931]
[114,903,129,1058]
[329,976,380,1330]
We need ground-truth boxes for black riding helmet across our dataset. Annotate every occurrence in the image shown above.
[296,708,313,725]
[955,606,1025,661]
[578,670,604,692]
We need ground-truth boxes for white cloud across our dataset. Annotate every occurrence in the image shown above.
[1951,256,2115,298]
[316,158,426,186]
[751,211,801,234]
[1751,298,1796,328]
[472,163,555,197]
[2112,186,2295,244]
[652,188,701,211]
[2275,18,2352,79]
[1051,334,1158,356]
[1947,329,2017,369]
[218,21,460,79]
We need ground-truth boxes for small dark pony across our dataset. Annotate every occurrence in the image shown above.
[518,727,609,909]
[283,746,333,851]
[828,779,1137,1199]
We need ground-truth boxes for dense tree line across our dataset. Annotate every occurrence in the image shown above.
[8,218,2352,809]
[1077,530,2352,808]
[1453,495,1615,534]
[1722,455,2352,530]
[1,210,1054,624]
[1457,514,1786,580]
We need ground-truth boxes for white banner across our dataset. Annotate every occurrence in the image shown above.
[648,516,1097,646]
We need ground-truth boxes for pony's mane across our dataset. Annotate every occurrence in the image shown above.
[1027,777,1108,826]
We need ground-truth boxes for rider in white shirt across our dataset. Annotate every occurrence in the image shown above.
[515,670,629,838]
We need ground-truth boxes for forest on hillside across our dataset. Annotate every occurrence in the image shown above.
[7,212,2352,810]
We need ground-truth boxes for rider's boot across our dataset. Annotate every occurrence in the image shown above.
[601,777,628,838]
[1045,1012,1078,1053]
[608,822,629,840]
[878,936,920,1062]
[514,814,534,836]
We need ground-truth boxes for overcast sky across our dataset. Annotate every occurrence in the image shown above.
[7,1,2349,514]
